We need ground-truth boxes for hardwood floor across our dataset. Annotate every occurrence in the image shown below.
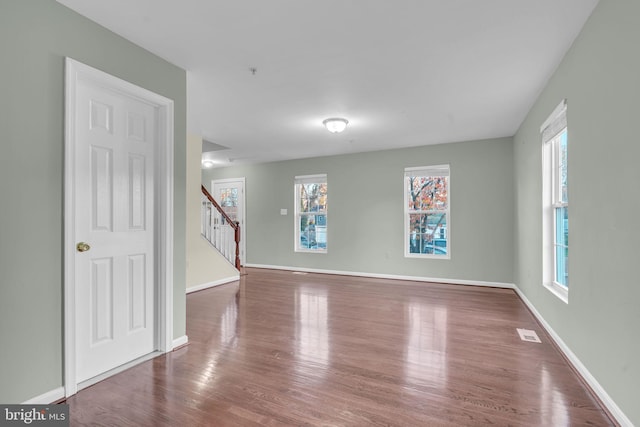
[66,268,615,426]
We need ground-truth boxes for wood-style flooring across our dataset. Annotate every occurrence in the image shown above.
[66,268,615,426]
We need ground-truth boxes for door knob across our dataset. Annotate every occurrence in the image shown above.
[76,242,91,252]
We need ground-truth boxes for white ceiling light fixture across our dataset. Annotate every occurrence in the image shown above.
[323,118,349,133]
[201,159,215,169]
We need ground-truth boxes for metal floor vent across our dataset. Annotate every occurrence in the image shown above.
[517,328,542,343]
[292,271,308,275]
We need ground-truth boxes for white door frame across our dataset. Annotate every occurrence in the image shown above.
[212,177,246,264]
[63,58,175,397]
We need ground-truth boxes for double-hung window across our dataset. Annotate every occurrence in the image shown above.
[294,174,327,253]
[542,100,568,302]
[404,165,450,258]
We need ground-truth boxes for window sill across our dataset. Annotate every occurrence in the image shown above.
[543,281,569,304]
[295,249,327,254]
[405,253,450,260]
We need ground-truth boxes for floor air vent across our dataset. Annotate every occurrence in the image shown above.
[517,328,542,343]
[292,271,308,275]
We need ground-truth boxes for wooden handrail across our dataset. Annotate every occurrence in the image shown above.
[201,185,241,270]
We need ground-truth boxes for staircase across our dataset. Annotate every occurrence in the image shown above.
[201,185,241,270]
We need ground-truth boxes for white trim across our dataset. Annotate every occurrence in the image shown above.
[186,275,240,294]
[404,165,451,260]
[63,57,175,397]
[295,247,328,254]
[245,264,515,289]
[404,252,449,260]
[243,263,628,425]
[159,98,175,355]
[542,120,568,303]
[63,58,78,398]
[404,164,450,176]
[294,175,328,254]
[172,335,189,349]
[540,98,567,133]
[22,387,65,405]
[77,351,163,392]
[294,173,327,184]
[514,287,632,427]
[543,281,569,304]
[211,177,246,185]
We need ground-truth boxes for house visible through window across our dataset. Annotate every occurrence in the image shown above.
[404,165,450,258]
[542,99,568,303]
[294,174,327,253]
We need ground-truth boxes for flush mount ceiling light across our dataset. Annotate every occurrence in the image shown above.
[201,159,215,169]
[323,117,349,133]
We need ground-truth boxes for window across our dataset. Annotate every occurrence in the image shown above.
[542,100,568,303]
[404,165,450,258]
[295,174,327,253]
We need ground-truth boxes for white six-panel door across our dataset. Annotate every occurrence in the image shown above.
[74,78,157,383]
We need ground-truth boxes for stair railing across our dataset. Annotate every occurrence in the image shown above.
[201,185,241,270]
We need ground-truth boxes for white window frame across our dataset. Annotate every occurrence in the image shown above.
[541,99,569,303]
[404,165,450,259]
[294,174,327,253]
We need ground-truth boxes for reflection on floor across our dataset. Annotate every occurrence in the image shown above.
[66,268,615,426]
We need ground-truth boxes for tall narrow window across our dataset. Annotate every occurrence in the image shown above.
[294,174,327,253]
[542,100,568,302]
[404,165,450,259]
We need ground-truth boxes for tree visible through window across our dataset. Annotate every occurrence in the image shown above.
[404,165,450,258]
[294,175,327,252]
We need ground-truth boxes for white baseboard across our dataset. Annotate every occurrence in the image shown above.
[22,387,65,404]
[247,264,629,425]
[245,263,515,289]
[172,335,189,349]
[514,287,632,427]
[22,339,189,404]
[186,275,239,294]
[77,352,163,392]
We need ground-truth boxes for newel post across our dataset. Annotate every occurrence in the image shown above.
[234,222,241,270]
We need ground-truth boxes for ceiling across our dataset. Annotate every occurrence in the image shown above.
[57,0,599,167]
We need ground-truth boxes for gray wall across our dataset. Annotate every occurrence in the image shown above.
[205,138,514,284]
[0,1,187,403]
[514,0,639,423]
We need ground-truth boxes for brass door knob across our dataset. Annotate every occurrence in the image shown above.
[76,242,91,252]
